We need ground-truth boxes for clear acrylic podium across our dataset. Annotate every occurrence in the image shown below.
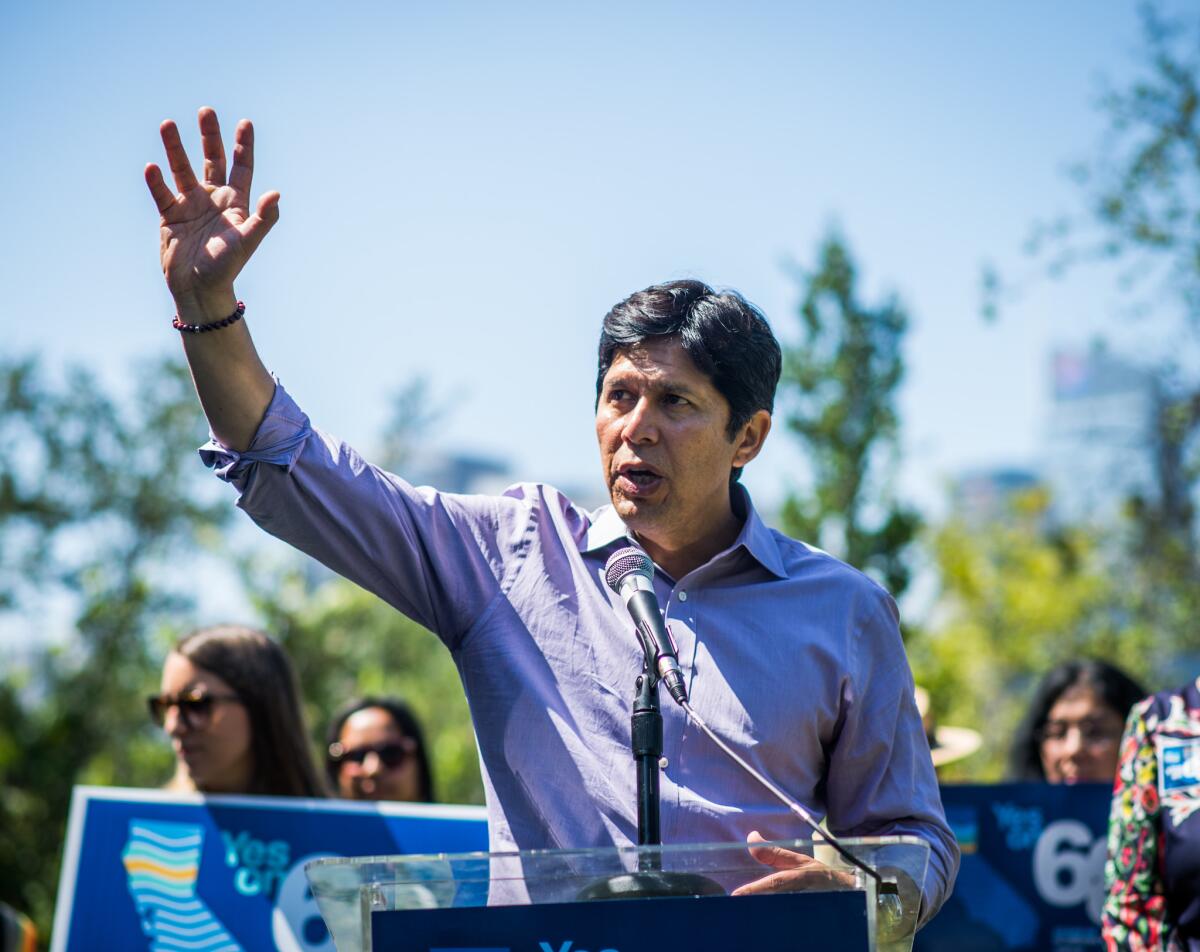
[306,835,929,952]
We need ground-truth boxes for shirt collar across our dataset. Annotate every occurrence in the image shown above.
[729,484,789,580]
[580,484,788,581]
[580,503,631,553]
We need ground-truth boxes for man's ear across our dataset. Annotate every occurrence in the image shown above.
[732,410,772,468]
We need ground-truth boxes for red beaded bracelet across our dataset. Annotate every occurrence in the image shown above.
[172,301,246,334]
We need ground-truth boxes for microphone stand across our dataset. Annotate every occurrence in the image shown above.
[576,666,723,900]
[632,671,663,857]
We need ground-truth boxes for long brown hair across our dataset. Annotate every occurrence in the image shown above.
[175,625,326,797]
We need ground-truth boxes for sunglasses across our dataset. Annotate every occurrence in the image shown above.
[328,738,417,770]
[147,690,241,729]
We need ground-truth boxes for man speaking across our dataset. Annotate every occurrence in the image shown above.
[145,108,958,923]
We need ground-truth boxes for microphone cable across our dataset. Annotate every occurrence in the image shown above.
[679,700,897,898]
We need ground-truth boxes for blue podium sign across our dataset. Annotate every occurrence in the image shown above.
[372,890,870,952]
[916,783,1111,951]
[51,786,488,952]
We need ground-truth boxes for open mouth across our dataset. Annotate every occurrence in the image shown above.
[615,464,664,495]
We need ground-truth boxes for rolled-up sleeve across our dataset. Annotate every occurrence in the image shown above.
[201,382,535,649]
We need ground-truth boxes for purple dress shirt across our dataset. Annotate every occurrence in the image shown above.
[203,383,958,920]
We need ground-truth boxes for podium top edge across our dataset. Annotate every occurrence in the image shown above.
[303,834,929,872]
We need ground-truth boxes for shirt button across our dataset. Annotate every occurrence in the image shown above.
[678,591,688,601]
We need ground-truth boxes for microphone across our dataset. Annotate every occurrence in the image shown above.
[604,547,689,705]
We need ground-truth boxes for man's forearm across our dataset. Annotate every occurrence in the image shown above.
[176,291,275,451]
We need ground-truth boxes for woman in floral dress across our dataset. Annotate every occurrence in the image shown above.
[1103,675,1200,951]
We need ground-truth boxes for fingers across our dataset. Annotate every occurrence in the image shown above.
[159,120,199,194]
[144,163,176,214]
[745,831,812,871]
[198,107,227,187]
[228,119,256,196]
[731,860,851,897]
[732,870,806,896]
[238,190,281,259]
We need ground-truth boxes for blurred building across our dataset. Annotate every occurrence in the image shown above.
[1041,341,1161,526]
[406,450,513,496]
[950,466,1043,525]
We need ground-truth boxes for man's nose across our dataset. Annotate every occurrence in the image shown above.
[621,397,658,444]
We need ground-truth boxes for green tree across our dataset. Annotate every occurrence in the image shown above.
[376,377,446,474]
[910,488,1162,781]
[779,231,921,599]
[1059,1,1200,566]
[974,1,1200,713]
[0,356,230,943]
[0,355,486,947]
[244,562,484,805]
[987,0,1200,573]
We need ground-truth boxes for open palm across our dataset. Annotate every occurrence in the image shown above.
[145,108,279,316]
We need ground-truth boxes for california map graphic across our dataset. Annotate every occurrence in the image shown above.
[122,820,244,952]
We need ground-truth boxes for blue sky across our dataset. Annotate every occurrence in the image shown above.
[0,0,1161,518]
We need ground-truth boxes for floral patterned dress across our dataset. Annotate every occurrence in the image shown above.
[1103,676,1200,951]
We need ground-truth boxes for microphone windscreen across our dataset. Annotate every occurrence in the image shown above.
[604,546,653,593]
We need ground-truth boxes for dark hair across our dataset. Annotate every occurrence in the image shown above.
[175,625,326,797]
[324,696,435,802]
[1008,659,1148,781]
[596,279,782,483]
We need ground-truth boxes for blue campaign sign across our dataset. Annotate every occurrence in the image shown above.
[915,783,1112,952]
[51,786,488,952]
[372,890,870,952]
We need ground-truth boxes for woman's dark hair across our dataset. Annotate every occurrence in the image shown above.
[175,625,326,797]
[596,279,782,483]
[1008,659,1148,781]
[324,696,435,802]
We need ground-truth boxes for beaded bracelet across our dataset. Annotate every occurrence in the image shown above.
[172,301,246,334]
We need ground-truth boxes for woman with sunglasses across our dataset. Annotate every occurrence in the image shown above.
[1008,659,1147,785]
[325,697,434,802]
[150,625,325,797]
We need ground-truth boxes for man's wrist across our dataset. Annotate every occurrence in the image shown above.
[173,288,239,326]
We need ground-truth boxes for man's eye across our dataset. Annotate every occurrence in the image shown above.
[665,394,689,407]
[608,389,631,402]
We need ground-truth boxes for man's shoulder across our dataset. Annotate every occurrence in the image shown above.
[495,480,590,513]
[767,528,885,590]
[753,528,897,629]
[492,481,597,542]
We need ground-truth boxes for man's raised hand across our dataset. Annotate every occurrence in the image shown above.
[145,108,280,324]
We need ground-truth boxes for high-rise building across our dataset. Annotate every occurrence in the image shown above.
[1041,340,1161,526]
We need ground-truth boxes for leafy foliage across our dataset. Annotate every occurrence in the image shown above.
[778,231,921,599]
[987,1,1200,559]
[914,482,1200,783]
[0,356,227,942]
[244,561,483,805]
[0,357,484,947]
[950,2,1200,780]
